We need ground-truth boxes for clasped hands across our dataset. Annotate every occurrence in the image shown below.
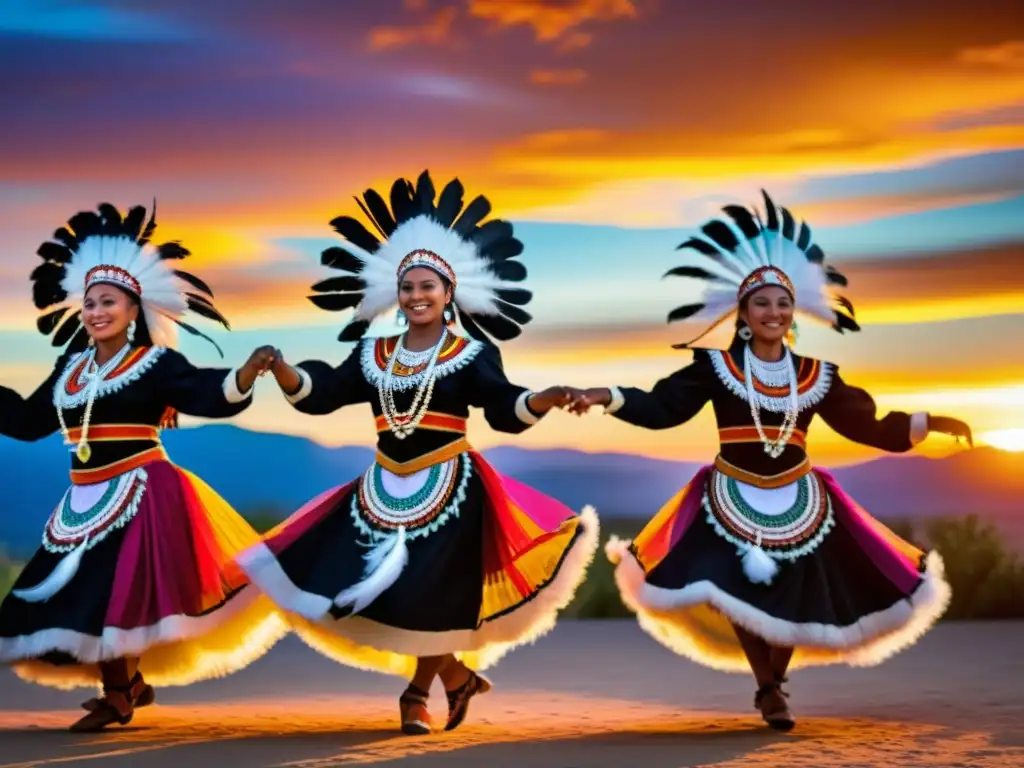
[527,386,612,416]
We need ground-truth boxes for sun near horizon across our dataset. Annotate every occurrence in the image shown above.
[980,429,1024,453]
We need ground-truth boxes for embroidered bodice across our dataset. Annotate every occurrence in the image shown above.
[610,347,919,477]
[0,346,250,473]
[288,333,539,468]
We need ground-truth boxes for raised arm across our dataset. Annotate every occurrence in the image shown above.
[271,341,373,415]
[0,354,68,442]
[467,343,568,434]
[815,369,931,453]
[158,347,267,419]
[578,351,713,430]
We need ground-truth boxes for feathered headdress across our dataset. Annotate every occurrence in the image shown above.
[308,170,532,345]
[30,202,230,354]
[665,190,858,348]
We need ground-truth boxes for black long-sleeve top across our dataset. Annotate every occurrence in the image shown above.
[0,345,252,471]
[610,347,923,476]
[285,333,542,465]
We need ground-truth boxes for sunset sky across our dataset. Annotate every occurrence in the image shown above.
[1,0,1022,466]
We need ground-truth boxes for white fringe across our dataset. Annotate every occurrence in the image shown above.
[11,535,90,603]
[608,538,951,672]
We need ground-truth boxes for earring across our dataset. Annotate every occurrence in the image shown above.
[87,335,95,347]
[737,326,753,341]
[127,320,136,343]
[395,308,408,327]
[443,306,453,324]
[787,320,799,346]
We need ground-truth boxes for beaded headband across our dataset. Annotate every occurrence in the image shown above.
[85,265,142,297]
[737,266,794,303]
[397,249,457,288]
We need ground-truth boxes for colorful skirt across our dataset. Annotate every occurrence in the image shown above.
[607,464,950,672]
[0,460,287,690]
[237,450,599,678]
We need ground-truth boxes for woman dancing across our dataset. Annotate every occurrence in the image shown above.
[0,203,287,732]
[238,170,599,735]
[570,192,969,730]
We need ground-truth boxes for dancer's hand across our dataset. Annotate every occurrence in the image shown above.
[927,415,973,448]
[527,386,574,414]
[567,388,611,416]
[237,345,278,392]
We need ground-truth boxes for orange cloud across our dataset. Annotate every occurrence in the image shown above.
[368,5,457,51]
[468,0,637,42]
[957,40,1024,68]
[529,67,588,85]
[557,31,593,52]
[797,188,1022,226]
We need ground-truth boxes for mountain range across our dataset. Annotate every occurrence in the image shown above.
[2,425,1022,556]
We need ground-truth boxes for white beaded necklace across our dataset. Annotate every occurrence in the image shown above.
[378,332,447,440]
[743,344,799,459]
[56,341,133,464]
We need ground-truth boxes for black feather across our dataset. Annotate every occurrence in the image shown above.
[174,318,225,357]
[796,221,812,250]
[390,178,416,225]
[31,260,64,283]
[52,312,82,346]
[310,275,366,293]
[122,205,147,240]
[496,287,531,305]
[490,260,527,281]
[174,269,215,297]
[157,242,190,260]
[701,220,740,252]
[414,170,436,216]
[435,178,464,227]
[667,303,705,323]
[722,205,760,239]
[825,266,847,286]
[470,219,513,251]
[309,293,363,311]
[68,211,102,239]
[97,203,122,232]
[663,265,715,280]
[321,246,364,273]
[482,237,524,263]
[338,319,370,342]
[833,311,860,333]
[470,312,521,341]
[761,190,779,230]
[452,194,491,236]
[836,295,856,315]
[363,188,397,236]
[804,244,825,264]
[780,207,796,240]
[186,296,231,329]
[63,326,90,353]
[496,301,532,326]
[37,306,70,335]
[354,197,388,240]
[457,313,494,346]
[676,237,720,255]
[139,201,157,245]
[32,275,67,310]
[53,227,78,250]
[330,215,380,253]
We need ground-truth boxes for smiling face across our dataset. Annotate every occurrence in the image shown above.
[740,285,794,346]
[82,284,139,344]
[398,266,453,328]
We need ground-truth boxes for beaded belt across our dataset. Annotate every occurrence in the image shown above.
[375,412,467,435]
[718,425,806,450]
[713,454,811,489]
[70,447,168,485]
[375,438,471,476]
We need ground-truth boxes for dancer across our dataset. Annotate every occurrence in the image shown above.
[0,203,287,732]
[569,192,969,730]
[239,170,599,735]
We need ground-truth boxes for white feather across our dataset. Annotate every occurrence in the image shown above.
[12,535,89,603]
[333,526,409,615]
[741,543,779,585]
